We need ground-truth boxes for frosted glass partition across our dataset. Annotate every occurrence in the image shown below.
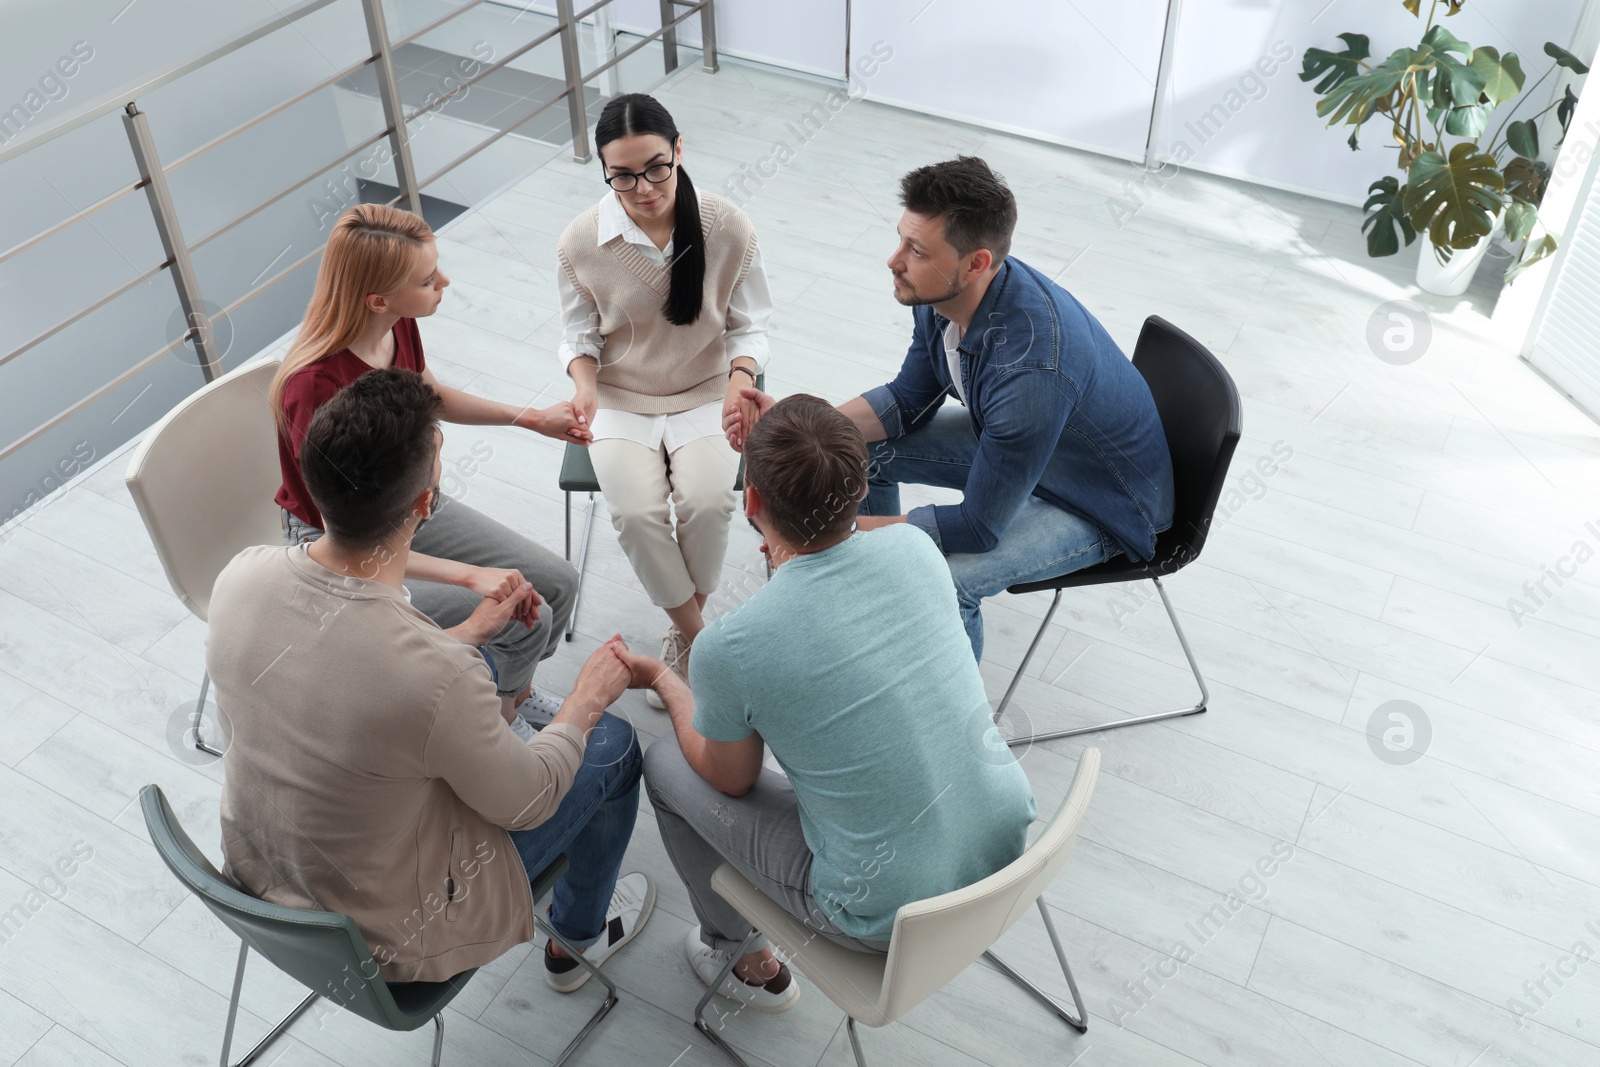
[1157,0,1589,203]
[847,0,1171,160]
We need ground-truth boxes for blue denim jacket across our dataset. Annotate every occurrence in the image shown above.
[863,258,1174,559]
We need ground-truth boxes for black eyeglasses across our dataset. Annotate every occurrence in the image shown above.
[603,161,676,192]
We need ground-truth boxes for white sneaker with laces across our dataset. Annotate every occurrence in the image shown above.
[684,925,800,1013]
[513,687,566,733]
[543,872,656,992]
[646,628,690,710]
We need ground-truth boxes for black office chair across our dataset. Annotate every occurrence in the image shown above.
[993,316,1243,747]
[558,375,763,641]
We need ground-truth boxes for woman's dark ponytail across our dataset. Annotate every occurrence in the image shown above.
[594,93,705,326]
[666,167,705,326]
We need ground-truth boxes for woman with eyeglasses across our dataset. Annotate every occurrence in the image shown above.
[557,93,772,704]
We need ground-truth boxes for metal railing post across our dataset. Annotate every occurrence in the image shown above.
[699,0,718,72]
[359,0,424,214]
[556,0,593,163]
[122,103,223,383]
[658,0,680,73]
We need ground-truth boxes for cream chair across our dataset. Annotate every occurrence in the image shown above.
[698,748,1101,1067]
[125,358,283,756]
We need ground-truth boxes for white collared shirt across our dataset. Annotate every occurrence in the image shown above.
[943,319,967,405]
[557,192,773,451]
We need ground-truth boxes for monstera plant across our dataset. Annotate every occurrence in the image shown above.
[1301,0,1589,284]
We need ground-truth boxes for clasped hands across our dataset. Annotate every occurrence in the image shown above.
[569,635,679,710]
[722,385,775,452]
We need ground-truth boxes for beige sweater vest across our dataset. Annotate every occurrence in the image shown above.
[557,190,758,414]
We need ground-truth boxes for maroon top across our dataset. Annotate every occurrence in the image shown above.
[274,318,427,529]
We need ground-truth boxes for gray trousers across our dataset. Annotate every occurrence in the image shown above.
[643,734,889,957]
[282,497,577,698]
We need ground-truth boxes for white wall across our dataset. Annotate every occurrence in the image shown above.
[848,0,1169,160]
[1158,0,1590,203]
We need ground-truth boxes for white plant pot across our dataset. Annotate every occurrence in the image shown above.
[1415,221,1502,297]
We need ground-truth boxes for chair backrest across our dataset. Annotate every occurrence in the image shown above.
[1131,317,1243,571]
[124,359,284,621]
[874,748,1101,1024]
[139,784,415,1029]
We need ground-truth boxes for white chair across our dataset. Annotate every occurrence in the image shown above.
[699,748,1101,1067]
[125,358,283,756]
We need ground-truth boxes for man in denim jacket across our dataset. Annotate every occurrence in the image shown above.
[728,157,1174,660]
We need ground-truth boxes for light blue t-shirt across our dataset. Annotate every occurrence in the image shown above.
[690,523,1038,941]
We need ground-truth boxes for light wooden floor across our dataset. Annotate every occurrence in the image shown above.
[2,59,1598,1067]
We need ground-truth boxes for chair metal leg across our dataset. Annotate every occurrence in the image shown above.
[846,1017,869,1066]
[993,589,1065,720]
[692,929,760,1067]
[980,899,1088,1034]
[998,577,1208,747]
[219,942,320,1067]
[565,491,597,642]
[431,1013,445,1067]
[193,671,223,758]
[533,914,620,1067]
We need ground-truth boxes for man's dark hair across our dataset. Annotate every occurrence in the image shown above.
[899,156,1017,265]
[743,395,869,546]
[300,369,444,550]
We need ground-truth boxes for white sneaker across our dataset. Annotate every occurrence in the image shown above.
[684,925,800,1014]
[514,687,566,731]
[544,872,656,992]
[646,628,690,710]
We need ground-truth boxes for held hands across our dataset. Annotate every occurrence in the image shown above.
[568,635,635,712]
[722,385,775,453]
[516,401,593,445]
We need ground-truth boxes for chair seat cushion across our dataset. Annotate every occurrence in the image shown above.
[559,444,601,493]
[559,441,747,493]
[385,970,477,1021]
[710,865,893,1027]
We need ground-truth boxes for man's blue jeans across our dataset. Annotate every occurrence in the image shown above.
[860,408,1116,662]
[509,712,642,949]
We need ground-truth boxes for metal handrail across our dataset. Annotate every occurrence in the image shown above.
[0,0,343,167]
[0,258,172,374]
[0,0,720,469]
[401,24,564,125]
[187,130,389,252]
[0,334,191,463]
[0,179,146,268]
[163,56,377,172]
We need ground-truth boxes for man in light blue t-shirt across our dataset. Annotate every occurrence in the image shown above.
[625,395,1037,1015]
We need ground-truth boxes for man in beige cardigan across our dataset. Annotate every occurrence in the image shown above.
[208,368,654,990]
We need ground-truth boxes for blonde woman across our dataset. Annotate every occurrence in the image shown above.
[557,93,771,706]
[272,204,588,731]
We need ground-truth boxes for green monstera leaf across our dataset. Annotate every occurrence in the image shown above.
[1503,199,1539,243]
[1422,26,1486,110]
[1506,119,1539,159]
[1505,234,1558,284]
[1301,33,1371,94]
[1316,47,1417,128]
[1503,156,1548,205]
[1545,41,1592,75]
[1557,86,1580,144]
[1403,143,1506,250]
[1362,175,1419,257]
[1469,46,1526,105]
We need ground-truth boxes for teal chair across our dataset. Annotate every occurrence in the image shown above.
[558,375,762,641]
[140,785,618,1066]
